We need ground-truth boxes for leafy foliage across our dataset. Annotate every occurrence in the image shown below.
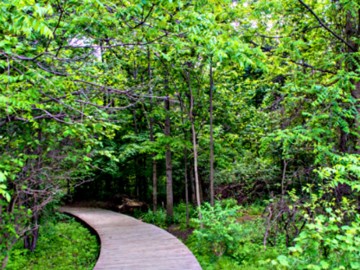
[1,0,360,268]
[275,213,360,270]
[4,215,99,270]
[187,200,284,270]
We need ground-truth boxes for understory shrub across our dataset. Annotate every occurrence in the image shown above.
[274,212,360,270]
[188,199,284,269]
[140,208,167,228]
[191,199,242,257]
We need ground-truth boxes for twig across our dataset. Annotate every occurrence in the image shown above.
[298,0,356,52]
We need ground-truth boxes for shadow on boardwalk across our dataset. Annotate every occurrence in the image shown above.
[60,207,202,270]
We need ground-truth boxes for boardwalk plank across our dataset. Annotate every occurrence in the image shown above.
[60,207,202,270]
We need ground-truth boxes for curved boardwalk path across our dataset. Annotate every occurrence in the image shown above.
[60,207,202,270]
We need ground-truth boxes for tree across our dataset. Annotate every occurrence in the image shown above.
[0,0,142,266]
[209,56,215,206]
[164,94,174,218]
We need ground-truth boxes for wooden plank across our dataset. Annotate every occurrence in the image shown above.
[60,207,202,270]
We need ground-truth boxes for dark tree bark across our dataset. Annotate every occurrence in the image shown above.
[152,157,157,211]
[148,48,158,211]
[185,70,202,214]
[189,163,196,204]
[133,110,140,198]
[184,148,190,226]
[178,93,190,225]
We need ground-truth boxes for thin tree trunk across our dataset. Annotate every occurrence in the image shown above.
[209,56,215,206]
[142,156,147,199]
[189,163,196,204]
[1,254,9,270]
[178,93,190,225]
[135,159,140,198]
[191,115,202,215]
[148,48,158,211]
[152,158,157,211]
[186,70,202,215]
[184,149,190,226]
[164,95,173,218]
[281,160,288,200]
[199,176,204,203]
[133,110,140,198]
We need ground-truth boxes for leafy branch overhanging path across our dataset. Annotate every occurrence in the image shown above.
[60,207,202,270]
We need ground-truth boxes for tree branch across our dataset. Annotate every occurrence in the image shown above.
[298,0,356,52]
[133,4,155,29]
[290,60,336,74]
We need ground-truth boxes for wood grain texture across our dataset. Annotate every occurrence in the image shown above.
[60,207,202,270]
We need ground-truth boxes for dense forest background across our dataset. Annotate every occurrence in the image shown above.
[1,0,359,269]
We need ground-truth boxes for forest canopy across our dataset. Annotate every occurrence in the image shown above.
[0,0,359,268]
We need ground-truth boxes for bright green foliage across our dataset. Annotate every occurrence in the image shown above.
[5,216,98,270]
[192,199,242,257]
[0,171,10,202]
[274,213,360,270]
[187,200,360,270]
[187,200,285,270]
[0,0,119,266]
[1,0,360,268]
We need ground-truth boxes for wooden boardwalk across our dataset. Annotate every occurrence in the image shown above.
[60,207,202,270]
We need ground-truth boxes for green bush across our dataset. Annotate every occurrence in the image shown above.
[5,215,99,270]
[188,199,285,270]
[273,212,360,270]
[191,199,242,256]
[140,208,167,228]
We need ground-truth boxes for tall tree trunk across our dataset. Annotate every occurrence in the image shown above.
[189,163,196,204]
[164,95,173,218]
[343,10,360,153]
[135,158,140,198]
[178,93,190,225]
[133,110,140,198]
[186,70,202,214]
[152,158,157,211]
[184,148,190,226]
[148,48,158,211]
[142,156,147,199]
[191,107,202,216]
[209,56,215,206]
[354,9,360,153]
